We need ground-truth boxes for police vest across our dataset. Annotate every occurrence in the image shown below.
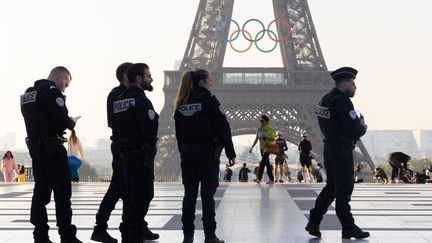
[315,91,345,141]
[174,91,215,143]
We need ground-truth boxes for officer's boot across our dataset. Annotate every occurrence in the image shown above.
[142,228,159,241]
[204,236,225,243]
[305,221,321,238]
[342,225,370,239]
[60,238,83,243]
[91,225,118,243]
[182,234,194,243]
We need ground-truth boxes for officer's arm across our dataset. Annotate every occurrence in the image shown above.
[174,113,183,152]
[135,97,158,145]
[334,98,366,140]
[106,92,113,128]
[208,96,236,159]
[46,87,75,131]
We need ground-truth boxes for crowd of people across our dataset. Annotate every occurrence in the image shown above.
[0,151,27,183]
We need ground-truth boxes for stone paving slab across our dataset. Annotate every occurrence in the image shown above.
[0,182,431,242]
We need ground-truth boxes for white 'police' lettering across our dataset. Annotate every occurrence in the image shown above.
[113,98,135,114]
[20,91,37,106]
[178,103,202,116]
[315,105,330,119]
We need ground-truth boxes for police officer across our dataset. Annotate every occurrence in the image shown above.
[20,66,83,243]
[174,69,236,243]
[305,67,369,239]
[91,62,133,243]
[111,63,159,243]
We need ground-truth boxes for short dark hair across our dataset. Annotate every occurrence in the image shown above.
[261,114,269,122]
[127,63,149,83]
[116,62,133,82]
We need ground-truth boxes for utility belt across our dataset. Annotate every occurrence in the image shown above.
[25,135,67,146]
[120,143,156,154]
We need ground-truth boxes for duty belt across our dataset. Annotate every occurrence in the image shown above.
[25,135,67,145]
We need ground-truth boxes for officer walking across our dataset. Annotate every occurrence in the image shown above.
[20,66,83,243]
[111,63,159,243]
[305,67,369,239]
[91,62,133,243]
[174,69,236,243]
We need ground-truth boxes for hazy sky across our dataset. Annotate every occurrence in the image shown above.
[1,0,431,149]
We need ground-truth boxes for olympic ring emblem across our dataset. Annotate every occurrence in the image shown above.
[215,18,292,53]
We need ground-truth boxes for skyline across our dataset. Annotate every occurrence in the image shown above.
[1,0,432,149]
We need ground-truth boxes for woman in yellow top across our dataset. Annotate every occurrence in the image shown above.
[18,165,26,182]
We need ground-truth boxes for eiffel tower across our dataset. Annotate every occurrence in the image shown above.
[155,0,373,181]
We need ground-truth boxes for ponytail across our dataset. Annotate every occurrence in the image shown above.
[173,69,209,109]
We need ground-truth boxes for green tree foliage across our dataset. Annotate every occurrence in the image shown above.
[78,159,98,181]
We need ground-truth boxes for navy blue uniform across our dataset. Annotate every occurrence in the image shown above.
[20,79,77,241]
[310,87,366,230]
[111,84,158,242]
[174,87,235,238]
[95,84,127,234]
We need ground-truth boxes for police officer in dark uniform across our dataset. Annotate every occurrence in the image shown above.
[174,69,236,243]
[20,66,83,243]
[92,62,133,243]
[305,67,369,239]
[111,63,159,243]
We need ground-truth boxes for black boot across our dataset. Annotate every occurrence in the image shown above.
[142,228,159,241]
[342,225,370,239]
[182,234,194,243]
[91,226,118,243]
[204,236,225,243]
[305,221,321,238]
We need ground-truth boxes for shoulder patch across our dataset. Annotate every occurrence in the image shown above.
[178,103,202,116]
[148,109,156,120]
[315,105,330,119]
[20,91,37,106]
[219,105,226,115]
[113,98,135,114]
[349,110,357,120]
[50,86,56,90]
[56,97,65,107]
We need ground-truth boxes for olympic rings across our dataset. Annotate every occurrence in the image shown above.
[215,18,240,44]
[254,29,278,53]
[229,29,253,53]
[215,18,292,53]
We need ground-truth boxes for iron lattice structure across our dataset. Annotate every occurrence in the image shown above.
[155,0,373,181]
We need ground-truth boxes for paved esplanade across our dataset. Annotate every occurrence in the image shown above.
[1,183,432,242]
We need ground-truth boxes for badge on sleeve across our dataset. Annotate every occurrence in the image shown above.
[349,110,357,120]
[148,109,156,120]
[56,97,65,107]
[219,105,226,115]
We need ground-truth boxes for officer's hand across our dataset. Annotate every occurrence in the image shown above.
[228,158,235,167]
[71,116,80,124]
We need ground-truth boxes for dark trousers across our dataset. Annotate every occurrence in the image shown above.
[181,143,219,238]
[121,149,155,241]
[95,142,127,234]
[258,149,274,181]
[28,142,77,240]
[389,160,406,181]
[309,143,355,229]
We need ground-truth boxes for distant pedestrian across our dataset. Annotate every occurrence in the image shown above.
[1,151,18,182]
[223,164,233,182]
[298,132,313,183]
[67,130,83,183]
[387,151,410,183]
[274,131,288,183]
[249,115,276,184]
[18,165,26,182]
[238,163,251,182]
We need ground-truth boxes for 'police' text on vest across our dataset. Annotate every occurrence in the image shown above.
[113,98,135,114]
[20,91,37,106]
